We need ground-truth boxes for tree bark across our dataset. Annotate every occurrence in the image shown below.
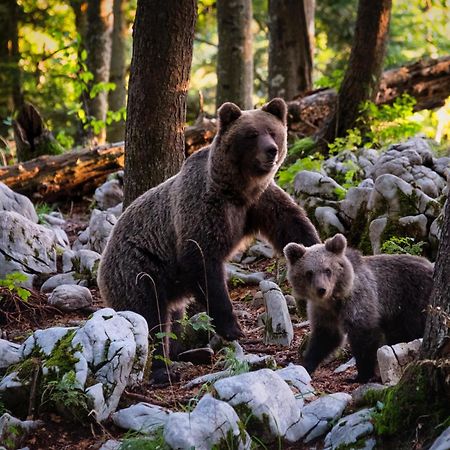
[268,0,314,100]
[0,0,23,137]
[421,182,450,360]
[321,0,392,146]
[216,0,253,110]
[0,143,124,202]
[85,0,113,144]
[106,0,127,143]
[123,0,196,207]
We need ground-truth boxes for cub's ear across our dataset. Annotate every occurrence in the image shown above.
[262,98,287,125]
[217,102,242,131]
[284,242,306,265]
[325,234,347,255]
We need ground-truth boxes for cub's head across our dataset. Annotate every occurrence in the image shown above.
[215,98,287,178]
[283,234,354,308]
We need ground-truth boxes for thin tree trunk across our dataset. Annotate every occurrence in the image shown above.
[85,0,113,144]
[421,182,450,360]
[106,0,127,143]
[216,0,253,110]
[0,0,23,136]
[321,0,392,146]
[123,0,197,207]
[268,0,314,100]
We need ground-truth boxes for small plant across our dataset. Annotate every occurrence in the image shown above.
[217,345,250,376]
[277,153,324,190]
[35,202,55,224]
[0,272,31,302]
[229,275,245,288]
[119,427,168,450]
[381,236,425,256]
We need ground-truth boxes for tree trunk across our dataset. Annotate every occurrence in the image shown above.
[85,0,113,144]
[321,0,392,146]
[0,143,124,202]
[421,182,450,360]
[123,0,196,207]
[0,0,23,137]
[216,0,253,110]
[268,0,314,100]
[106,0,127,143]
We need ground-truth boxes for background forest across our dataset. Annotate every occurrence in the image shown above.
[0,0,449,152]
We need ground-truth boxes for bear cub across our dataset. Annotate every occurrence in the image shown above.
[98,98,320,382]
[284,234,433,382]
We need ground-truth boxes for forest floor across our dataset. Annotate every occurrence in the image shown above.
[1,200,363,450]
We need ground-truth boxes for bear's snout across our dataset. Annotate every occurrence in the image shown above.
[265,143,278,162]
[316,287,327,297]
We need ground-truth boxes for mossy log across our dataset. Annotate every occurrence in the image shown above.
[0,143,124,202]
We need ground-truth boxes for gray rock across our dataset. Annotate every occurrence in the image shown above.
[48,285,93,311]
[215,369,303,443]
[40,272,88,293]
[252,291,264,308]
[40,212,65,227]
[433,157,450,179]
[0,413,43,450]
[340,187,372,221]
[0,339,21,369]
[429,426,450,450]
[277,363,315,400]
[352,383,386,407]
[288,392,352,443]
[164,394,250,450]
[106,202,123,218]
[411,165,446,198]
[94,179,123,210]
[226,263,266,285]
[112,402,170,435]
[359,178,375,189]
[333,357,356,374]
[0,182,38,223]
[184,369,233,388]
[398,214,428,238]
[322,150,359,180]
[62,249,76,272]
[260,280,293,346]
[73,249,101,280]
[248,241,275,259]
[231,341,277,370]
[324,408,375,450]
[98,440,122,450]
[72,228,90,251]
[369,217,388,255]
[377,338,422,385]
[0,211,60,278]
[88,209,117,254]
[294,170,346,200]
[315,206,345,234]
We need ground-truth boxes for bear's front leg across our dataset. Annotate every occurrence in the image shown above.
[347,326,383,382]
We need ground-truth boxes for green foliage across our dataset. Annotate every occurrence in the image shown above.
[119,430,169,450]
[186,311,215,333]
[287,137,316,160]
[35,202,54,224]
[0,272,31,302]
[218,346,250,376]
[277,153,324,190]
[380,236,425,256]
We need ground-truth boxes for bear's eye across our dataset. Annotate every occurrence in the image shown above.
[269,131,276,139]
[245,131,259,139]
[305,270,313,281]
[325,268,332,278]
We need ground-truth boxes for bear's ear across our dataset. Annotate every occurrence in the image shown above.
[262,98,287,125]
[325,234,347,255]
[217,102,242,131]
[284,242,306,265]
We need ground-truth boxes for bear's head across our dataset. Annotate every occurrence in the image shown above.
[213,98,288,180]
[283,234,354,308]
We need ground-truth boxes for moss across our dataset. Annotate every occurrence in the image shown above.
[233,403,274,445]
[336,437,371,450]
[43,329,82,376]
[368,361,450,441]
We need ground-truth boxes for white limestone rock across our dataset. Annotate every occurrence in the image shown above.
[48,285,93,311]
[40,272,88,293]
[0,339,21,370]
[164,394,250,450]
[0,182,38,223]
[294,170,346,200]
[0,211,60,278]
[276,363,315,400]
[226,263,266,285]
[214,369,302,443]
[248,241,274,259]
[94,179,123,210]
[288,392,352,443]
[260,280,293,346]
[88,209,117,254]
[0,414,43,450]
[340,187,372,221]
[112,403,170,435]
[315,206,345,234]
[377,338,422,385]
[429,426,450,450]
[324,408,376,450]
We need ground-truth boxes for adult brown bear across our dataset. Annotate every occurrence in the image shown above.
[98,98,320,382]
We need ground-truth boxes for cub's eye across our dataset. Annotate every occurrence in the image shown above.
[269,131,276,139]
[305,270,313,281]
[325,268,332,278]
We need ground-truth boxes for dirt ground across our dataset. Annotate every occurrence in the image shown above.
[0,200,363,450]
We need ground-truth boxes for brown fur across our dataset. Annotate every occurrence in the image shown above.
[284,234,433,382]
[98,98,320,381]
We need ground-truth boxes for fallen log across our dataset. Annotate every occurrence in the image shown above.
[1,57,448,201]
[0,143,124,202]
